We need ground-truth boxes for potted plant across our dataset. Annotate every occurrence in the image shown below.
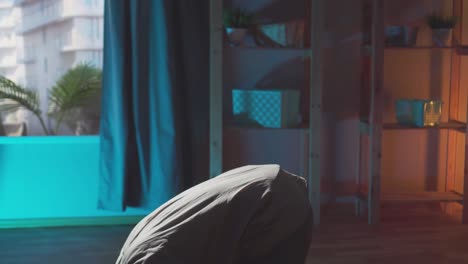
[0,114,5,135]
[0,63,101,135]
[223,8,254,46]
[426,14,458,47]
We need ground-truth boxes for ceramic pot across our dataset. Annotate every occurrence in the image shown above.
[431,28,452,47]
[225,28,247,46]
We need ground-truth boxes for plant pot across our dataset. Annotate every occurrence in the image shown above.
[431,28,452,47]
[2,122,27,136]
[385,26,419,47]
[257,20,305,48]
[225,27,248,46]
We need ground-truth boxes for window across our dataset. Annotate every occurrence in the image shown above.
[0,0,105,136]
[95,18,100,39]
[42,29,46,44]
[91,51,102,68]
[43,57,48,73]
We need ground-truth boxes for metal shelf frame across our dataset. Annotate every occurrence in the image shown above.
[209,0,325,226]
[357,0,468,225]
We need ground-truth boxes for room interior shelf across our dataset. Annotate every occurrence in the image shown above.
[228,46,313,57]
[383,121,466,131]
[230,46,312,50]
[357,0,468,225]
[360,120,467,134]
[364,44,468,55]
[385,46,454,50]
[224,124,309,131]
[358,191,463,203]
[363,45,459,56]
[456,46,468,55]
[385,45,468,56]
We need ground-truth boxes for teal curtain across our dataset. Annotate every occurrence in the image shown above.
[98,0,209,211]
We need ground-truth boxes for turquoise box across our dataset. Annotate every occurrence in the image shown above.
[232,89,300,128]
[395,99,442,127]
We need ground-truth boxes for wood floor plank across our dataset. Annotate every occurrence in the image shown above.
[307,204,468,264]
[0,225,133,264]
[1,204,467,264]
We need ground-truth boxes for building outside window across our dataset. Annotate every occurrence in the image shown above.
[0,0,104,136]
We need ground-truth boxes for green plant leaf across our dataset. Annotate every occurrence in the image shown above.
[0,76,41,116]
[426,13,458,29]
[223,8,254,28]
[0,76,49,134]
[48,63,102,134]
[49,63,101,114]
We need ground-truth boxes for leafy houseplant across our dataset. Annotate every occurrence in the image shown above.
[223,8,254,46]
[0,63,102,135]
[426,14,458,47]
[0,114,5,135]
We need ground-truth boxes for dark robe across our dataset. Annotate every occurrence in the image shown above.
[116,164,313,264]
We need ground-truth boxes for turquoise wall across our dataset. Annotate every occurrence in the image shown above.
[0,136,150,219]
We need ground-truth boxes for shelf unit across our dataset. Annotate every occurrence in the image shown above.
[209,0,325,225]
[228,46,314,58]
[360,120,467,133]
[386,46,455,49]
[357,0,468,224]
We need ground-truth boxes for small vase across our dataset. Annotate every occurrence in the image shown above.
[431,28,452,47]
[225,28,248,46]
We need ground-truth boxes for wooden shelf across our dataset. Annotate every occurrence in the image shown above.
[456,46,468,55]
[362,45,455,55]
[358,191,463,203]
[364,44,468,55]
[228,46,313,57]
[383,192,463,203]
[358,0,468,225]
[211,0,325,226]
[360,120,466,134]
[224,124,309,131]
[229,46,311,50]
[385,46,454,50]
[383,121,466,131]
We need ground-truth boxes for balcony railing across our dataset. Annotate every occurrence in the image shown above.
[16,1,62,33]
[0,17,15,28]
[16,0,104,33]
[0,56,16,68]
[0,0,14,9]
[16,50,35,64]
[0,37,15,48]
[61,31,102,52]
[62,0,104,17]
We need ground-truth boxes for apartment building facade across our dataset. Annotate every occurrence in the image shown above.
[12,0,104,135]
[0,0,26,128]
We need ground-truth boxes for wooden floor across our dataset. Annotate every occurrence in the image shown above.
[308,203,468,264]
[1,204,467,264]
[0,225,133,264]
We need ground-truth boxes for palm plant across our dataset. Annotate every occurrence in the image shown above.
[426,14,458,29]
[49,63,102,135]
[0,77,47,134]
[0,114,5,136]
[223,8,254,28]
[0,63,102,135]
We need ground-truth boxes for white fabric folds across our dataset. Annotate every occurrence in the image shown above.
[117,164,313,264]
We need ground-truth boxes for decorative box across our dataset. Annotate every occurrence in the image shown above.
[395,99,443,127]
[256,20,305,48]
[232,89,300,128]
